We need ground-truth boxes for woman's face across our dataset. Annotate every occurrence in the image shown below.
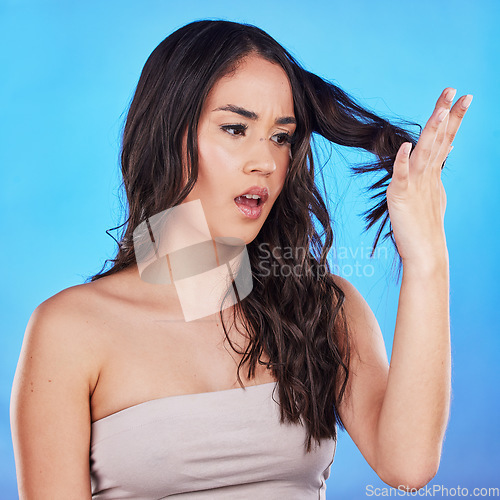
[181,54,296,244]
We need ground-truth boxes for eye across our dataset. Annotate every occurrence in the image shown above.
[272,132,294,146]
[220,124,247,136]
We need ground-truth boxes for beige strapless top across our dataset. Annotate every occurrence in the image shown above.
[90,381,336,499]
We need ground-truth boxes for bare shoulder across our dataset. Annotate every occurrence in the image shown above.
[326,273,390,472]
[328,272,388,369]
[329,273,375,329]
[27,266,136,348]
[328,273,389,473]
[10,278,116,497]
[11,266,143,427]
[9,266,148,496]
[23,280,110,388]
[16,283,112,410]
[329,273,360,301]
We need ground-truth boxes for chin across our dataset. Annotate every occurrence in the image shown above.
[208,224,259,246]
[206,200,274,246]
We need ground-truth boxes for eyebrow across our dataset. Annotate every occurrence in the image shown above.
[212,104,296,125]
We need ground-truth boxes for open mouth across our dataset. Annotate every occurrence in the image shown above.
[234,195,263,219]
[233,186,269,220]
[234,194,263,208]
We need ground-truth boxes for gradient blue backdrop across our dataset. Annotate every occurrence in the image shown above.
[1,1,498,498]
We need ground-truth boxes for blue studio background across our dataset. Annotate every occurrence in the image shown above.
[1,1,498,498]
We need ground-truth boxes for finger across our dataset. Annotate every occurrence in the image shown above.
[434,94,473,167]
[433,87,457,114]
[391,142,412,184]
[428,88,456,168]
[444,94,473,148]
[413,88,456,168]
[430,87,457,165]
[412,105,449,170]
[430,110,450,168]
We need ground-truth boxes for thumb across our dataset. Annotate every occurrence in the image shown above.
[392,142,412,183]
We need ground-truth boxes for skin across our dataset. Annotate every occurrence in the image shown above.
[181,55,295,245]
[9,53,472,498]
[337,88,472,489]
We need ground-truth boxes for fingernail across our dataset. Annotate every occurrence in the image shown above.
[461,94,473,109]
[402,142,412,155]
[444,88,457,102]
[437,108,449,122]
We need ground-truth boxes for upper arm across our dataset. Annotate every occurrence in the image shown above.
[10,288,100,499]
[332,274,389,472]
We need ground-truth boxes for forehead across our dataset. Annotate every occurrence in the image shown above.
[203,55,294,113]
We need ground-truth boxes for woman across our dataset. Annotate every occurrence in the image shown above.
[10,19,471,498]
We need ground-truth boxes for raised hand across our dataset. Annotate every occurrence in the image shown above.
[386,88,473,266]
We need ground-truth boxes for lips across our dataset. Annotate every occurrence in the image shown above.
[234,186,269,205]
[234,185,269,220]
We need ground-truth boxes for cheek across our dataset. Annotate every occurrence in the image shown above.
[195,141,233,197]
[197,135,233,173]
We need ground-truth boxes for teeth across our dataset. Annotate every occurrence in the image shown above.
[242,194,261,199]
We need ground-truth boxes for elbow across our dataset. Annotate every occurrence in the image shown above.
[377,456,440,491]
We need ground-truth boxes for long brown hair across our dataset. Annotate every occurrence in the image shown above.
[87,20,419,452]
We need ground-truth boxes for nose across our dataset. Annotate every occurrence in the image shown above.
[242,138,277,176]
